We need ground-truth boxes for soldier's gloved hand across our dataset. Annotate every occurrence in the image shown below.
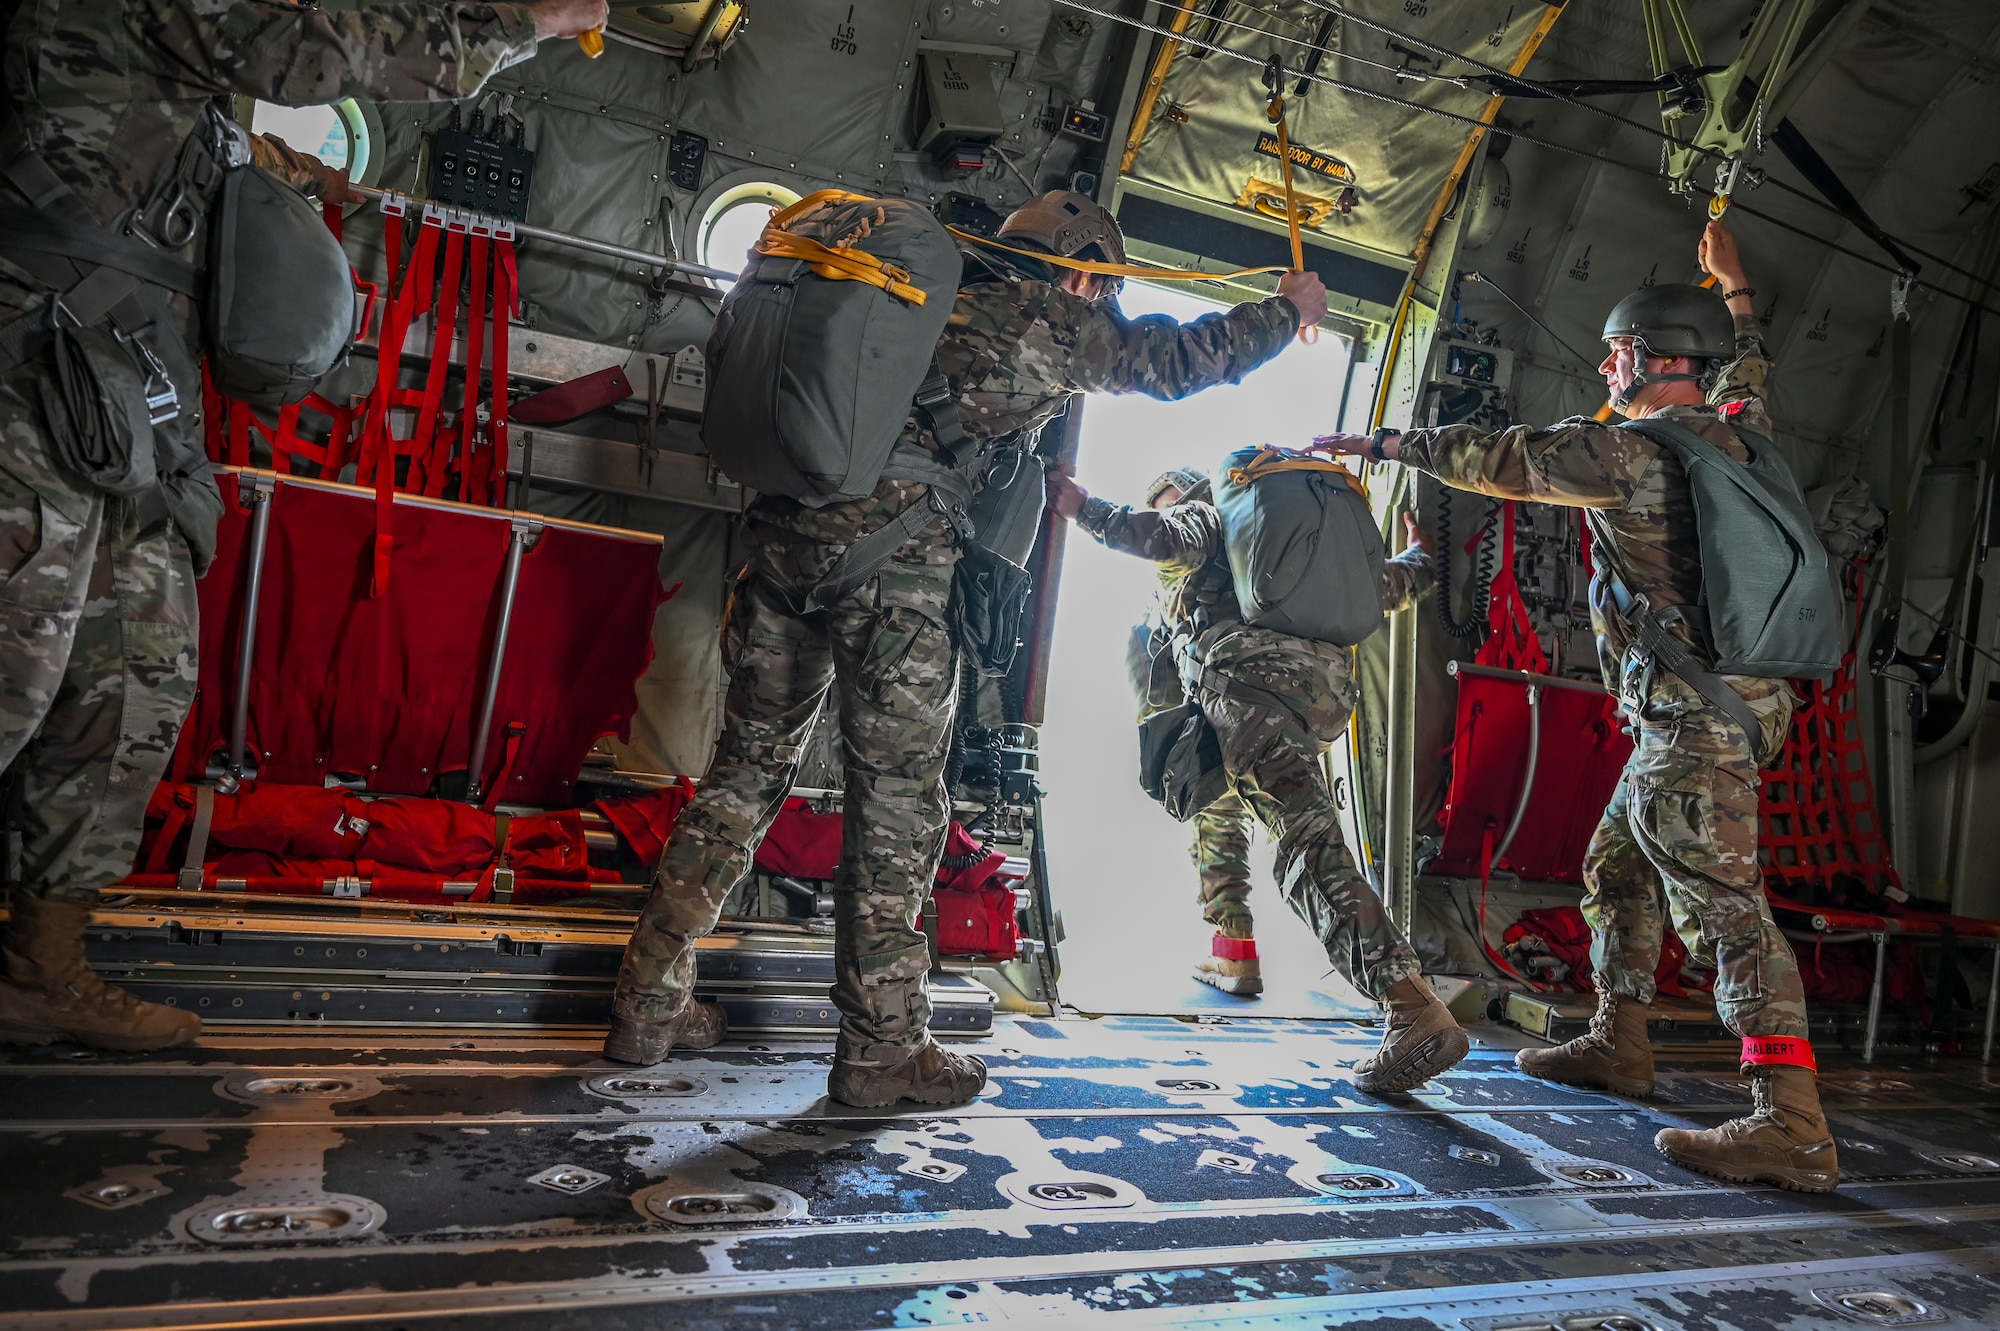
[531,0,609,40]
[1044,468,1088,521]
[300,156,357,208]
[1276,270,1328,329]
[1403,513,1433,555]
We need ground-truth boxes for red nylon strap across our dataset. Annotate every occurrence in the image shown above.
[480,722,527,813]
[1211,933,1258,961]
[1741,1035,1817,1071]
[366,219,439,596]
[489,238,517,506]
[459,231,491,499]
[409,224,465,496]
[1475,500,1551,674]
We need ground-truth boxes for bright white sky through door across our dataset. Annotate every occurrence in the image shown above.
[1038,279,1372,1017]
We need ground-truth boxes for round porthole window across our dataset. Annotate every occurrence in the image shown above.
[248,99,376,186]
[697,181,801,282]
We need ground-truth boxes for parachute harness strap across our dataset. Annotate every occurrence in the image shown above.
[1263,55,1316,345]
[1226,445,1368,499]
[757,189,928,305]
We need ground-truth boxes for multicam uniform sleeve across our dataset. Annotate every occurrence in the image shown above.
[249,134,324,197]
[1708,312,1774,433]
[1381,545,1433,612]
[1077,497,1222,580]
[1394,418,1656,510]
[142,0,540,103]
[1051,291,1300,399]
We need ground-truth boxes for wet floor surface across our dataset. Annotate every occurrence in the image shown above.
[3,1014,1998,1329]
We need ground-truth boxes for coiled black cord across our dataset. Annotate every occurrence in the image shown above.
[1435,487,1498,639]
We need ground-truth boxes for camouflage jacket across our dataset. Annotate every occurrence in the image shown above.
[1079,493,1432,641]
[753,280,1300,546]
[1395,313,1770,688]
[1,0,538,330]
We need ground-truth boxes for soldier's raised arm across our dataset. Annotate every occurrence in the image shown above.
[1047,470,1221,576]
[140,0,605,105]
[1055,270,1326,401]
[1382,515,1435,612]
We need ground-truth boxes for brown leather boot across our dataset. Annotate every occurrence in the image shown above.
[828,1037,987,1108]
[1193,932,1263,996]
[0,897,200,1051]
[1516,991,1655,1098]
[1655,1065,1839,1192]
[1354,974,1470,1094]
[603,997,727,1066]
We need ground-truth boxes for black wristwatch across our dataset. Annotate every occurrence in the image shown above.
[1370,427,1400,461]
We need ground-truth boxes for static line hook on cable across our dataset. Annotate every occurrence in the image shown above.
[1262,54,1317,346]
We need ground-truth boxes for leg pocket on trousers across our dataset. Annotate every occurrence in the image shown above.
[108,619,197,790]
[1698,897,1769,1007]
[857,606,952,711]
[0,489,88,614]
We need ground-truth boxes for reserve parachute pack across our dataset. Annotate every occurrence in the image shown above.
[1614,418,1846,680]
[701,190,962,503]
[1212,445,1385,646]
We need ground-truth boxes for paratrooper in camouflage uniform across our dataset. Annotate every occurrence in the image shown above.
[0,0,602,1050]
[1050,465,1473,1093]
[608,190,1328,1107]
[1318,221,1839,1192]
[1130,467,1261,994]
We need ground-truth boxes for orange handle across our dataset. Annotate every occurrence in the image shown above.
[578,27,605,57]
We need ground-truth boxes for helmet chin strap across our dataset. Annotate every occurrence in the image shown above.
[1613,369,1703,409]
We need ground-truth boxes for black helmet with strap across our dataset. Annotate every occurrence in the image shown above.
[1601,282,1733,406]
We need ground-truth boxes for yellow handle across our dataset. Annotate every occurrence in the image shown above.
[578,27,605,57]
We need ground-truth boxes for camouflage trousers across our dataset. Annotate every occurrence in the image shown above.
[1192,625,1419,1000]
[1190,792,1255,938]
[0,380,199,903]
[615,516,960,1058]
[1583,672,1808,1039]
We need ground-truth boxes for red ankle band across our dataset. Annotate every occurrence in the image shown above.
[1740,1036,1817,1072]
[1212,934,1258,961]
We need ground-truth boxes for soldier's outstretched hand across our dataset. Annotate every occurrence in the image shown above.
[1403,512,1433,554]
[531,0,609,39]
[1045,468,1088,520]
[1277,271,1329,328]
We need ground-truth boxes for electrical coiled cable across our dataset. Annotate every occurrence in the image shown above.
[1434,487,1498,639]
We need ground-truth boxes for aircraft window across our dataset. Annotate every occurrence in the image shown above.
[248,99,372,186]
[698,182,801,282]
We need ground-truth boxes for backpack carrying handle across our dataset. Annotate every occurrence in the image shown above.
[757,190,930,305]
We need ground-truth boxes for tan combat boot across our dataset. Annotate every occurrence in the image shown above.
[603,997,727,1066]
[1193,931,1263,996]
[1516,991,1655,1098]
[0,896,200,1051]
[1655,1065,1839,1192]
[1354,973,1470,1094]
[828,1037,987,1108]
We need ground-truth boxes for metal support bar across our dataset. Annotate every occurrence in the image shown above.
[355,185,739,283]
[222,474,276,792]
[465,519,541,803]
[1491,684,1541,865]
[1864,930,1887,1063]
[1985,940,1998,1065]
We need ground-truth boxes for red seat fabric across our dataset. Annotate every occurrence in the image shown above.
[169,479,667,804]
[1431,671,1632,884]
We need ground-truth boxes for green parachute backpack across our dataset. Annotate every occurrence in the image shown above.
[1212,445,1385,646]
[1618,418,1845,678]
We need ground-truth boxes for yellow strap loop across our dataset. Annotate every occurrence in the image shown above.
[946,227,1289,284]
[754,190,929,305]
[1226,445,1368,499]
[1265,92,1317,346]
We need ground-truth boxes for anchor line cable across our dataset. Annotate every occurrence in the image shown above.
[1459,273,1601,374]
[1054,0,2000,320]
[1289,0,1990,288]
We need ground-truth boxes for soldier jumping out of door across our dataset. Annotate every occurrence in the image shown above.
[1314,221,1840,1192]
[1050,465,1472,1094]
[606,191,1331,1108]
[1129,467,1264,997]
[0,0,611,1052]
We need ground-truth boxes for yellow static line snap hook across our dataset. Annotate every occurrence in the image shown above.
[578,27,605,58]
[1708,193,1731,220]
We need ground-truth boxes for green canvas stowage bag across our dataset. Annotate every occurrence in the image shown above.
[1619,418,1846,679]
[1213,445,1386,647]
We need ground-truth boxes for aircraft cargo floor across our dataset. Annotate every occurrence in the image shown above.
[4,1015,1998,1330]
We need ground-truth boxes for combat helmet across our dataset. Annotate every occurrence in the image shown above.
[1601,282,1733,404]
[1146,466,1209,508]
[998,190,1127,294]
